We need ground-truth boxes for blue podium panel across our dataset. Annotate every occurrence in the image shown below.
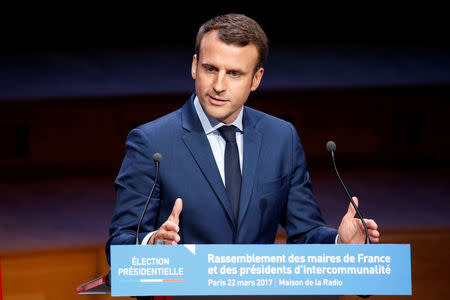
[111,244,411,297]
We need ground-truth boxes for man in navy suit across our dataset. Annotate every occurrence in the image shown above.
[106,14,379,262]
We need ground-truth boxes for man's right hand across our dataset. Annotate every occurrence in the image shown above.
[148,198,183,245]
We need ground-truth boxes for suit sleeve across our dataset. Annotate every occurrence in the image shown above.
[281,123,337,244]
[105,128,160,264]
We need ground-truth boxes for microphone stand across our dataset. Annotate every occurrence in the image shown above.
[327,142,370,244]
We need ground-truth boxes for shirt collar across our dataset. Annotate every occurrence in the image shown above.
[194,95,243,135]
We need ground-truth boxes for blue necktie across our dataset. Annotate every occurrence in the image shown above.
[218,125,241,222]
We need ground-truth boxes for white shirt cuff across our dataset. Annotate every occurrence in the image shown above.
[335,234,340,244]
[141,231,156,245]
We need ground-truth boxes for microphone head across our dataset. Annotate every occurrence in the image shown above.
[326,141,336,152]
[153,153,162,163]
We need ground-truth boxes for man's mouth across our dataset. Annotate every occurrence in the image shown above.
[208,95,228,106]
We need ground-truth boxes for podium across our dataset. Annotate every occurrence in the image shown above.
[78,244,411,298]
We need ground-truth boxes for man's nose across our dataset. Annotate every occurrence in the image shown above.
[213,72,226,94]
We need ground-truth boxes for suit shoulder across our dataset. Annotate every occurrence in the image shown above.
[127,108,182,142]
[136,109,182,132]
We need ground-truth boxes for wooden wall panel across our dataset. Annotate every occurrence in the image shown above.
[0,246,129,300]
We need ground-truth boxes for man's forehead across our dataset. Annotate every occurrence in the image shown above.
[198,31,259,69]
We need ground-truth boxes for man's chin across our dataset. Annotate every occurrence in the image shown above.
[207,111,226,122]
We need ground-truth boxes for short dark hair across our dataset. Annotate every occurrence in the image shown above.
[195,13,269,70]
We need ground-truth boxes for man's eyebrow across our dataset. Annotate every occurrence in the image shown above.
[201,62,215,67]
[201,62,246,74]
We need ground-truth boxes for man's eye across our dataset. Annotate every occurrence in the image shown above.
[206,67,215,72]
[230,72,240,77]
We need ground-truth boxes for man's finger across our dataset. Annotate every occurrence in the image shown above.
[169,198,183,224]
[368,229,380,238]
[345,196,358,218]
[364,219,378,230]
[161,220,179,233]
[356,220,380,243]
[155,239,178,245]
[157,230,180,243]
[369,229,380,243]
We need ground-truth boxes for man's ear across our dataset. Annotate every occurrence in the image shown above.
[191,54,198,79]
[251,67,264,91]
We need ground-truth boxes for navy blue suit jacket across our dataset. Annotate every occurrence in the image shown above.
[106,94,337,263]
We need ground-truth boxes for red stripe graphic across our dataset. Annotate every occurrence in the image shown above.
[162,279,183,282]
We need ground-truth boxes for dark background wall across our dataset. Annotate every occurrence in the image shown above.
[1,5,449,176]
[3,5,448,49]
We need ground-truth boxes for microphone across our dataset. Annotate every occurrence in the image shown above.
[135,153,163,245]
[326,141,371,244]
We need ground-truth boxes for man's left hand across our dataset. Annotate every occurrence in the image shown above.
[337,196,380,244]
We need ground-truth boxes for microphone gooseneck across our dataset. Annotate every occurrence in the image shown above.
[326,141,371,244]
[135,153,162,245]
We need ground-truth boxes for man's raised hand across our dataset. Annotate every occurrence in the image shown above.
[148,198,183,245]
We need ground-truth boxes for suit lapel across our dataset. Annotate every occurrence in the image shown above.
[181,97,236,228]
[238,108,262,226]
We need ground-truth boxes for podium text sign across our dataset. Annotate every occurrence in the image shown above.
[111,244,411,297]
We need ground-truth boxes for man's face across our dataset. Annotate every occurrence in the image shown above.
[192,30,264,124]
